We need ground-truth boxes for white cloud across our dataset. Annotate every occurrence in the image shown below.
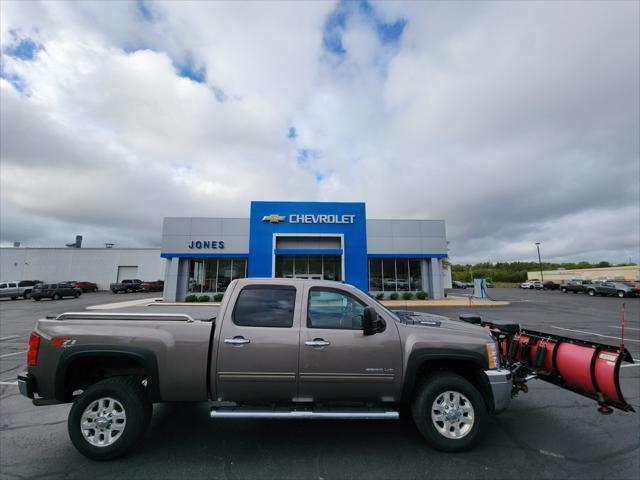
[0,1,638,264]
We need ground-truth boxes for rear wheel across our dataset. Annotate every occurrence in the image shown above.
[33,297,41,301]
[588,290,595,296]
[68,376,151,461]
[74,292,80,298]
[53,293,61,300]
[411,373,486,452]
[617,291,626,298]
[561,287,567,293]
[24,291,31,299]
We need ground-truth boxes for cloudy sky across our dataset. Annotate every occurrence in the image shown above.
[1,1,638,264]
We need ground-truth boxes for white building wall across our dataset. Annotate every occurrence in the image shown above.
[0,248,165,291]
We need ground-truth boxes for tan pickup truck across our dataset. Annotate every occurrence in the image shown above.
[18,278,633,460]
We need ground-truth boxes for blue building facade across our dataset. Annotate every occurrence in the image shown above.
[161,201,448,301]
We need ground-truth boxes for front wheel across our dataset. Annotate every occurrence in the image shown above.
[68,376,151,461]
[53,293,61,300]
[33,297,41,301]
[588,290,595,296]
[24,291,31,299]
[617,291,626,298]
[411,373,486,452]
[74,293,80,298]
[561,287,567,293]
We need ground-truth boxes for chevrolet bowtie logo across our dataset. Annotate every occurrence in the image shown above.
[262,214,286,223]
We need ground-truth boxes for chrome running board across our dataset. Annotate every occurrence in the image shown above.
[210,408,399,420]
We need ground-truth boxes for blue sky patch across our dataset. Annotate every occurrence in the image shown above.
[176,55,206,83]
[322,1,406,55]
[0,61,26,92]
[136,0,153,21]
[4,35,41,61]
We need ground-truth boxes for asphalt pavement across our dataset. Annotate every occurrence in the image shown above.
[1,289,638,480]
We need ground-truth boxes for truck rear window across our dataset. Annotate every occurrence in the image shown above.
[232,285,296,328]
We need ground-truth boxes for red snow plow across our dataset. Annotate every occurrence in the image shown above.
[460,315,635,413]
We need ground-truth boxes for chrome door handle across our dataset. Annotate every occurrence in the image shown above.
[305,340,330,347]
[224,337,250,345]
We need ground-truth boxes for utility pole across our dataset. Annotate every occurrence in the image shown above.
[535,242,544,281]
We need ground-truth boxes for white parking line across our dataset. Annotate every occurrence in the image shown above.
[0,335,24,341]
[0,381,18,385]
[0,350,27,358]
[550,326,640,343]
[621,363,640,368]
[608,326,640,332]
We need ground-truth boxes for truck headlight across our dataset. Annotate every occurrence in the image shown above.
[486,342,499,369]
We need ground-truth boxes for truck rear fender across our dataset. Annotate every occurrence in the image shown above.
[401,349,494,411]
[54,346,160,402]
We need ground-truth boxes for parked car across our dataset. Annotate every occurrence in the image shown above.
[520,281,543,289]
[31,283,82,301]
[17,280,44,299]
[0,281,20,299]
[560,280,591,294]
[586,281,637,298]
[139,281,164,292]
[64,281,98,292]
[542,281,560,291]
[110,279,143,293]
[452,280,467,289]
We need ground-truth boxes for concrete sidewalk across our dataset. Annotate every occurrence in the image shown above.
[381,295,509,307]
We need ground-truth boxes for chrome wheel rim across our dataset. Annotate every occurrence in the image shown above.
[431,390,474,439]
[80,397,127,447]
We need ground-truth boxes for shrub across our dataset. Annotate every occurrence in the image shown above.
[375,293,384,300]
[185,294,198,303]
[213,293,224,302]
[197,295,211,302]
[416,290,428,300]
[389,292,399,300]
[403,292,413,300]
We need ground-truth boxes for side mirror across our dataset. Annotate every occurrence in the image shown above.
[363,306,382,336]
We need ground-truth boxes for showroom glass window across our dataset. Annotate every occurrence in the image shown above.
[368,258,423,292]
[188,258,247,293]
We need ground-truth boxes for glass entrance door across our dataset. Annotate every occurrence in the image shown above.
[275,255,342,281]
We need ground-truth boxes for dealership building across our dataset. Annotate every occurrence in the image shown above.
[162,201,449,301]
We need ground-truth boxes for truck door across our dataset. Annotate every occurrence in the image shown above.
[298,285,403,402]
[216,284,301,402]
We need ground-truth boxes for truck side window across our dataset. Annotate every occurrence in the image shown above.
[232,285,296,328]
[307,288,365,330]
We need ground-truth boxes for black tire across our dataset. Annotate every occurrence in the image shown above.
[53,293,61,300]
[10,297,18,300]
[587,290,595,296]
[68,376,152,461]
[93,288,98,293]
[617,291,626,298]
[74,293,80,298]
[411,373,487,452]
[33,297,41,301]
[24,291,31,299]
[561,287,567,293]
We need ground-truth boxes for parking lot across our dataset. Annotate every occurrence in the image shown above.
[1,289,638,479]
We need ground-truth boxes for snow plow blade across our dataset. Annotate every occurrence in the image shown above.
[480,319,635,412]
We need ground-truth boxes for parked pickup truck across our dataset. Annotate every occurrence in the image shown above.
[110,279,142,294]
[586,281,637,298]
[17,278,633,461]
[560,279,591,293]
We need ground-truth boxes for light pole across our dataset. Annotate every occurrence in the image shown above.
[535,242,544,281]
